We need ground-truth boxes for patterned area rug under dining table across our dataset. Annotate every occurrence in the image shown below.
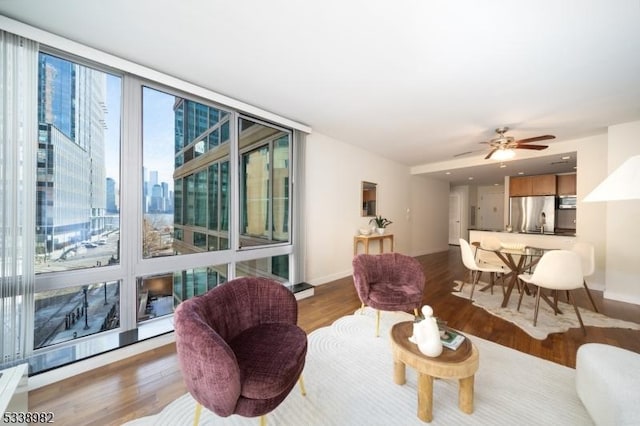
[453,280,640,339]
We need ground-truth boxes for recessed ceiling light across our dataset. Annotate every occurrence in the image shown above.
[494,183,500,186]
[561,155,571,160]
[445,171,451,175]
[468,177,474,180]
[499,163,507,168]
[518,172,525,175]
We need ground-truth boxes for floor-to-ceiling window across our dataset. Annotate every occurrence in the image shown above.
[29,50,300,374]
[33,52,122,353]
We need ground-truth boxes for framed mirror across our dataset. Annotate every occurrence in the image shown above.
[361,181,377,217]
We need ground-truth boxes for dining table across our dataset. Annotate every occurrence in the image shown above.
[474,244,559,310]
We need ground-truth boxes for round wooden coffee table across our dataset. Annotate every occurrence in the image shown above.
[390,321,479,422]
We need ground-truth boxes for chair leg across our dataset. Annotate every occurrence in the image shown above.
[583,280,599,312]
[360,302,366,314]
[260,415,267,426]
[458,270,469,292]
[375,310,381,337]
[533,286,542,327]
[489,272,495,295]
[193,401,202,426]
[298,375,307,396]
[414,308,420,318]
[469,271,481,300]
[567,291,587,335]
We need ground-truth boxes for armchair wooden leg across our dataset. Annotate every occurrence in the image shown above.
[298,375,307,396]
[414,308,419,318]
[193,401,202,426]
[260,415,267,426]
[375,310,381,337]
[360,302,366,314]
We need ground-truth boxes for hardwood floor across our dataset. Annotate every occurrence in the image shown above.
[29,247,640,425]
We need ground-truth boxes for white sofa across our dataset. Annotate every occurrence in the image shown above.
[576,343,640,425]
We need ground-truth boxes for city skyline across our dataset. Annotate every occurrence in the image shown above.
[105,81,176,193]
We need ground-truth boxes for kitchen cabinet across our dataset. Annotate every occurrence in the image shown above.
[531,174,557,195]
[557,173,577,195]
[509,176,531,196]
[509,174,557,196]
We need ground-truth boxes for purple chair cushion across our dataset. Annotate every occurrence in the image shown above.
[352,253,425,312]
[230,323,307,399]
[174,277,307,418]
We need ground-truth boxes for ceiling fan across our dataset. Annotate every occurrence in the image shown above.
[481,127,555,160]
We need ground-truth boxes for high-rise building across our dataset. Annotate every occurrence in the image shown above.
[106,177,117,213]
[36,53,107,254]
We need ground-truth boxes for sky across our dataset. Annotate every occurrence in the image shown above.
[104,79,176,192]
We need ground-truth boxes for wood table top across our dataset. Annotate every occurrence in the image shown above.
[391,321,472,362]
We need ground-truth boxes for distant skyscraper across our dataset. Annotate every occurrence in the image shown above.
[150,170,158,188]
[106,177,117,213]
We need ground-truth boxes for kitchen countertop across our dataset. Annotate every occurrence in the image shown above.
[469,229,577,251]
[470,228,576,237]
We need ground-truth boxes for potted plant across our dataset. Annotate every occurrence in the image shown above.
[369,215,392,234]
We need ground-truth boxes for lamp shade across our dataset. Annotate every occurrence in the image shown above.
[491,148,515,161]
[583,155,640,202]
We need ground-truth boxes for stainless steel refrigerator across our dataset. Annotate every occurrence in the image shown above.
[509,196,556,234]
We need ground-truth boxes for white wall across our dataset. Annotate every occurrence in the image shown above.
[303,132,449,285]
[603,121,640,303]
[576,133,608,290]
[410,175,450,256]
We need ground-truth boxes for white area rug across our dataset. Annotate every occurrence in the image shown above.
[124,308,592,425]
[453,280,640,339]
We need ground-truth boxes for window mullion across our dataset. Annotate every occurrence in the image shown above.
[119,74,142,333]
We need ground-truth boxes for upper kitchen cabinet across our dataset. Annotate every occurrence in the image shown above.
[509,174,557,196]
[557,173,577,195]
[509,176,532,196]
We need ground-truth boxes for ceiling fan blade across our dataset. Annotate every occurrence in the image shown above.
[514,135,556,144]
[515,144,548,150]
[485,149,497,160]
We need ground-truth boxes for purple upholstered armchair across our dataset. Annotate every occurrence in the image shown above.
[352,253,426,336]
[174,277,308,425]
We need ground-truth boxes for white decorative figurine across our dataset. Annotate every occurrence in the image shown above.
[409,305,443,357]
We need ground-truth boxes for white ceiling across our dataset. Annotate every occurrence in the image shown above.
[1,1,639,185]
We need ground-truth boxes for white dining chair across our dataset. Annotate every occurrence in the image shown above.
[571,241,599,312]
[517,250,586,334]
[459,238,505,300]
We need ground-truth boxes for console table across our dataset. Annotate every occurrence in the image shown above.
[353,233,394,255]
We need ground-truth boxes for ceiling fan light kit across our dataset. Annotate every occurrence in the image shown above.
[490,148,516,161]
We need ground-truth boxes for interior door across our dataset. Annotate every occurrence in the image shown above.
[448,194,461,245]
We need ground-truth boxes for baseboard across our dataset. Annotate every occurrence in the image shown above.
[603,290,640,306]
[28,332,175,391]
[307,269,352,286]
